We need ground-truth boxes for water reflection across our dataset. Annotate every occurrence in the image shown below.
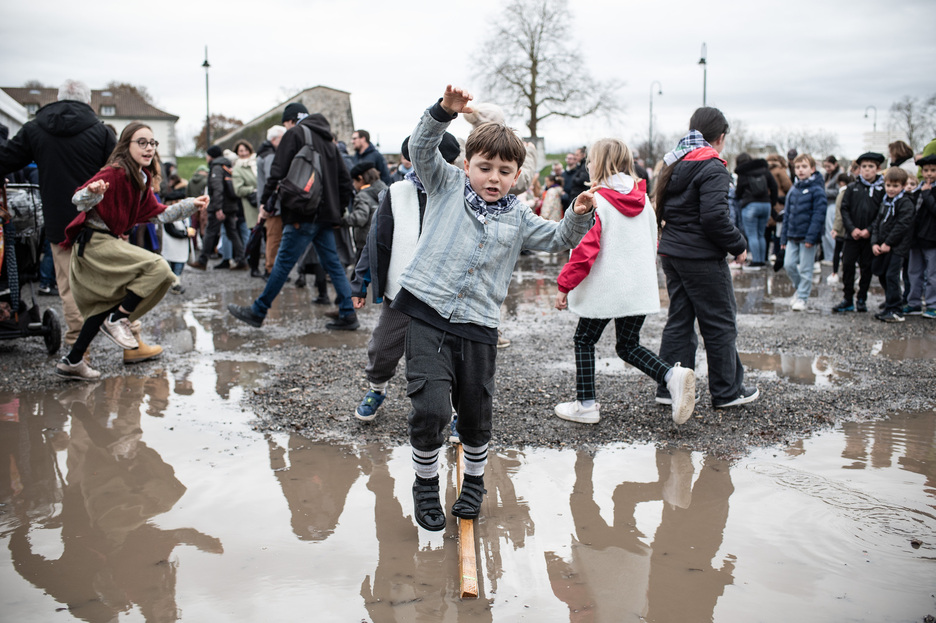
[1,379,222,622]
[740,353,852,386]
[1,380,933,621]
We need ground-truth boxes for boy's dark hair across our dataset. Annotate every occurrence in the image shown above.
[357,167,380,185]
[883,167,909,185]
[354,129,370,143]
[736,152,752,167]
[465,123,526,170]
[836,173,853,185]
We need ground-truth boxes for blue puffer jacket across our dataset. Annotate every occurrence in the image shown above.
[781,171,826,245]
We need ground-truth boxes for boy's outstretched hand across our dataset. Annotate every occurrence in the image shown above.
[572,188,597,214]
[441,85,474,116]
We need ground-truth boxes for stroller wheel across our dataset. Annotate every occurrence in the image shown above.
[43,308,62,355]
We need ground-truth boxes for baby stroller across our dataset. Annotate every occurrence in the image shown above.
[0,182,62,354]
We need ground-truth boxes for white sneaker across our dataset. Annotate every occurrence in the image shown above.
[791,298,807,311]
[55,356,101,381]
[813,261,822,274]
[554,400,600,424]
[666,364,696,425]
[826,273,839,285]
[100,315,139,349]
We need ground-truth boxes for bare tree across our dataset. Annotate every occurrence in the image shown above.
[722,118,763,162]
[105,81,156,105]
[195,114,244,153]
[473,0,620,139]
[888,94,936,151]
[22,80,45,89]
[768,128,839,159]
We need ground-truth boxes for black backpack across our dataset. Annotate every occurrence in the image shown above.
[747,173,768,200]
[277,125,324,219]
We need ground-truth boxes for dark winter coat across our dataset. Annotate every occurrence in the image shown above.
[0,100,115,243]
[735,158,778,208]
[260,114,353,226]
[871,193,915,256]
[841,178,885,233]
[657,158,748,260]
[343,179,388,256]
[911,187,936,249]
[780,171,827,245]
[352,143,392,186]
[562,162,590,208]
[207,157,239,216]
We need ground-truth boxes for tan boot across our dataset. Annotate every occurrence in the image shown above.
[124,320,163,364]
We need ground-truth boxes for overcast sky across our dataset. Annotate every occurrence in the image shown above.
[2,0,933,159]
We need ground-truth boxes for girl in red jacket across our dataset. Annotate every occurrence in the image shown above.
[56,122,208,380]
[554,138,696,425]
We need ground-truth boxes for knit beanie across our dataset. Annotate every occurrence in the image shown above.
[462,102,506,128]
[282,102,309,124]
[401,132,461,164]
[206,145,223,158]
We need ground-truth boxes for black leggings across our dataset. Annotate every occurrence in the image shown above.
[832,238,845,274]
[65,290,143,363]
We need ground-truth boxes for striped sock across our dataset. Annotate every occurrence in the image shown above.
[369,380,388,394]
[462,443,488,477]
[412,447,440,480]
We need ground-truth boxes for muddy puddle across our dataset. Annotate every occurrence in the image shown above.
[1,357,933,622]
[873,334,936,361]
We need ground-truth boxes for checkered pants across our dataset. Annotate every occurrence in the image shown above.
[573,315,670,402]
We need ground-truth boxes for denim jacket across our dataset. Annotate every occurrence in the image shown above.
[399,106,594,328]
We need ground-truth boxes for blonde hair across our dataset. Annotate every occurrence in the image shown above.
[793,153,816,168]
[587,138,637,187]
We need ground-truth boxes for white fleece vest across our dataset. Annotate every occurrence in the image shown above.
[567,191,661,319]
[384,181,422,301]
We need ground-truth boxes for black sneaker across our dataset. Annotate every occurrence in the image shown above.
[452,474,486,520]
[250,268,264,278]
[713,386,760,409]
[227,304,264,328]
[295,274,306,288]
[855,299,868,313]
[326,314,359,331]
[413,476,446,531]
[832,299,854,313]
[38,284,58,296]
[213,259,231,270]
[312,293,330,305]
[876,310,905,323]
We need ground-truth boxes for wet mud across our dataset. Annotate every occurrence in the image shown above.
[1,254,934,621]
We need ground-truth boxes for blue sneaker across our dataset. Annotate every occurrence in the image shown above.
[922,309,936,319]
[449,414,461,444]
[355,390,385,421]
[902,305,923,316]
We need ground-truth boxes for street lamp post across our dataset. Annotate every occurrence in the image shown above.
[698,43,707,107]
[649,81,662,166]
[864,105,877,133]
[202,47,211,148]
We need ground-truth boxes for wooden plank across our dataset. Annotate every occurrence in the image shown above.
[457,444,479,599]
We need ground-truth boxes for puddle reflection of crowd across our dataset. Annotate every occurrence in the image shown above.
[0,377,222,622]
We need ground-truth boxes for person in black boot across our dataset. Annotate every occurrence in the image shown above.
[451,473,486,520]
[412,475,446,531]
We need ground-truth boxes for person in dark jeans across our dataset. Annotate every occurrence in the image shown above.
[189,145,246,270]
[652,108,759,409]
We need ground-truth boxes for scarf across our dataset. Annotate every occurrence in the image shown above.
[464,178,520,224]
[663,130,712,165]
[880,190,905,223]
[858,173,884,196]
[404,169,425,193]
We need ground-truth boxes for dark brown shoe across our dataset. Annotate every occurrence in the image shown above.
[229,262,248,271]
[187,260,207,270]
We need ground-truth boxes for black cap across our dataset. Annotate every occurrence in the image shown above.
[401,131,461,164]
[206,145,223,158]
[915,154,936,167]
[349,161,376,179]
[282,102,309,124]
[856,152,885,166]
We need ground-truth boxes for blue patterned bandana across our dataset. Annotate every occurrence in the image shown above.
[405,169,425,193]
[464,177,520,224]
[881,189,905,223]
[858,173,884,196]
[663,130,712,165]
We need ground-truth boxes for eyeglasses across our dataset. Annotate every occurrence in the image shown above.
[135,139,159,150]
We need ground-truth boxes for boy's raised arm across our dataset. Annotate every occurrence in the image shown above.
[408,85,471,195]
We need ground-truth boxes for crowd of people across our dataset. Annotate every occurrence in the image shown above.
[2,78,935,534]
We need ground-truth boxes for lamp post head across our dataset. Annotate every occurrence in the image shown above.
[202,59,210,69]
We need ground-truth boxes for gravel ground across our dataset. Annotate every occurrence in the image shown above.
[3,255,934,459]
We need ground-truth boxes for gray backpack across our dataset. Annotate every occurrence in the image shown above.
[277,125,324,219]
